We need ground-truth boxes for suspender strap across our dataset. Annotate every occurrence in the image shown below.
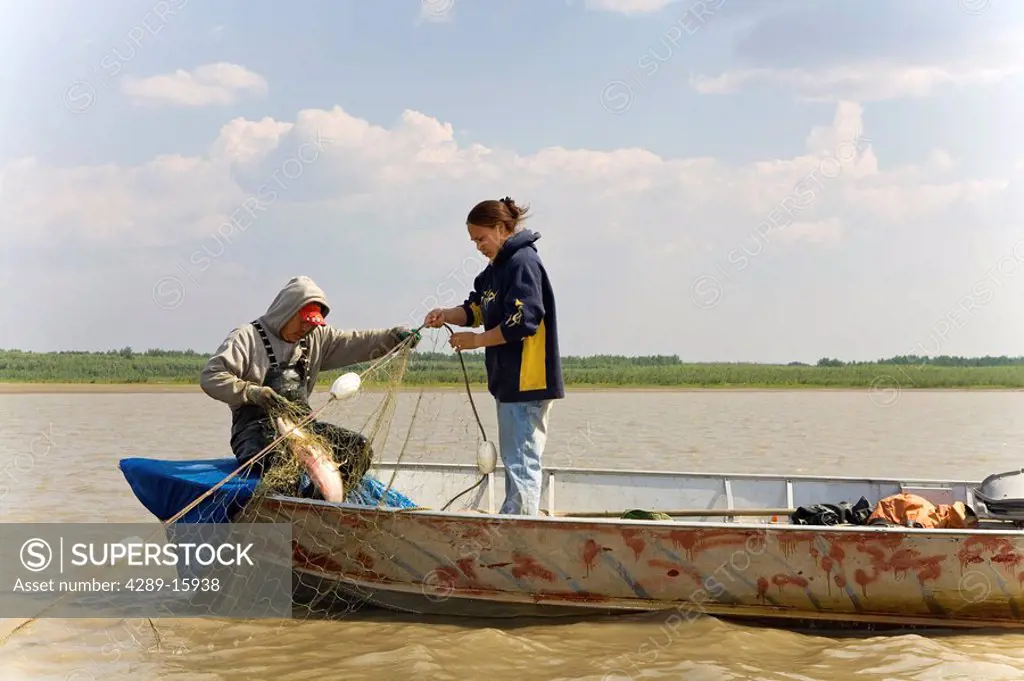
[296,336,309,374]
[252,320,278,369]
[251,320,309,371]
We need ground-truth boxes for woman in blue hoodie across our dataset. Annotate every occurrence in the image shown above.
[423,197,565,515]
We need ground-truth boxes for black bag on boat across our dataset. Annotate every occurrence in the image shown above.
[790,496,872,526]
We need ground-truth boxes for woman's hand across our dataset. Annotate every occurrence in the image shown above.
[393,327,421,348]
[423,308,447,329]
[449,332,479,352]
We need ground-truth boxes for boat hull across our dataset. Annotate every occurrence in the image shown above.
[249,496,1024,629]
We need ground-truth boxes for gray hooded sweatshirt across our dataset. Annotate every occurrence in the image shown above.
[199,276,406,412]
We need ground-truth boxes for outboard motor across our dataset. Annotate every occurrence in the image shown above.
[972,469,1024,527]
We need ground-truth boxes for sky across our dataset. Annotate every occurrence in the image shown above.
[1,0,1022,363]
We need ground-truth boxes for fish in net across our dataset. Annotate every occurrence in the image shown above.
[249,345,412,506]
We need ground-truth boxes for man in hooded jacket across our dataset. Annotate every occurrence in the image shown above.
[200,275,418,492]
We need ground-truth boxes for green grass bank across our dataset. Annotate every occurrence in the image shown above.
[2,349,1024,390]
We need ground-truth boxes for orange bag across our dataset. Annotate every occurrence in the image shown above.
[867,492,977,529]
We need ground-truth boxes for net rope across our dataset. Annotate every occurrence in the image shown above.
[0,325,495,645]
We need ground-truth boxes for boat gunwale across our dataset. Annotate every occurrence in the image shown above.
[259,495,1024,536]
[369,460,989,487]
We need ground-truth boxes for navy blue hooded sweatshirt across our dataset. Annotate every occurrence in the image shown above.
[460,229,565,403]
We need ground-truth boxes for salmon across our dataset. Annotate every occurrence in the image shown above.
[274,415,346,503]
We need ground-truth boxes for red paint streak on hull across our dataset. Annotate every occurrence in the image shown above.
[776,532,823,559]
[666,529,750,560]
[853,543,946,598]
[621,529,646,561]
[958,537,996,568]
[434,566,461,590]
[890,549,942,583]
[582,539,601,576]
[456,557,478,581]
[694,530,749,554]
[777,531,904,561]
[992,546,1024,575]
[854,569,872,597]
[773,532,911,598]
[530,591,610,605]
[959,537,1024,576]
[293,541,386,581]
[647,558,676,572]
[820,542,846,595]
[293,540,346,574]
[668,531,699,559]
[771,573,809,592]
[459,526,487,541]
[511,554,556,582]
[425,558,484,591]
[648,558,703,585]
[756,577,769,601]
[746,533,767,555]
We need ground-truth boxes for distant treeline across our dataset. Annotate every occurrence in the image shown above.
[2,348,1024,388]
[813,355,1024,368]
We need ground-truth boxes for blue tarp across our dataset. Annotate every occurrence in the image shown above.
[118,457,417,524]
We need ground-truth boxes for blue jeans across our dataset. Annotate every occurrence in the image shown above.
[496,399,553,515]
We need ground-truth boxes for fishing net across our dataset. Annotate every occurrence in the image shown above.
[175,327,496,621]
[0,328,497,650]
[249,341,415,505]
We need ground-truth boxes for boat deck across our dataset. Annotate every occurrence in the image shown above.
[368,461,1001,523]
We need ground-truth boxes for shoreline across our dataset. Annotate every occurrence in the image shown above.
[1,382,1021,395]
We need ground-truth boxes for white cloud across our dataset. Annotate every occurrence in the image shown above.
[691,34,1024,101]
[841,179,1008,225]
[691,61,1024,102]
[0,153,241,248]
[0,100,1017,360]
[121,63,268,108]
[777,218,843,246]
[927,150,955,173]
[211,117,295,163]
[0,100,1003,251]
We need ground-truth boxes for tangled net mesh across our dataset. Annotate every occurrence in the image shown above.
[0,330,496,650]
[165,328,495,622]
[251,342,413,503]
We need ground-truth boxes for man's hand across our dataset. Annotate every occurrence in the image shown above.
[245,384,287,410]
[449,332,479,352]
[423,308,447,329]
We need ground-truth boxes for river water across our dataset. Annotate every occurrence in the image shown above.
[1,388,1024,680]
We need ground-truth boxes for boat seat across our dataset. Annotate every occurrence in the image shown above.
[118,457,418,524]
[898,483,955,507]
